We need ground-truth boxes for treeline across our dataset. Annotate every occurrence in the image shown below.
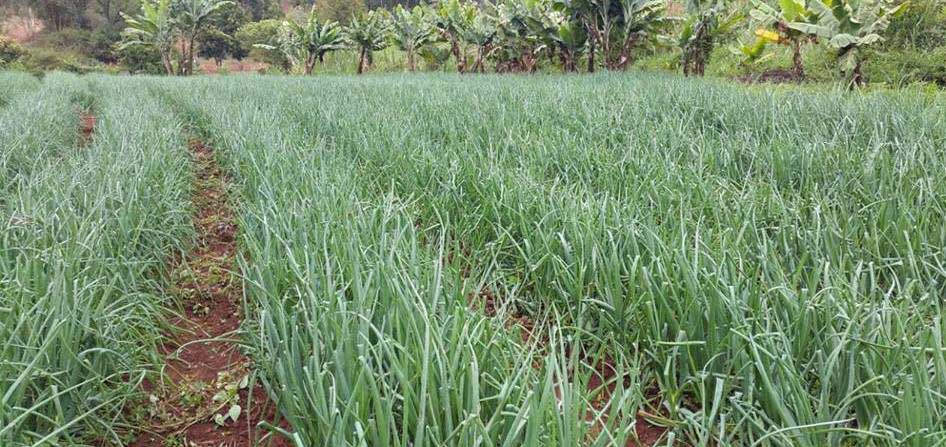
[0,0,415,72]
[2,0,945,86]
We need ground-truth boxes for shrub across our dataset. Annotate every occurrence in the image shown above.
[117,44,167,74]
[885,0,946,50]
[13,48,98,74]
[314,0,365,23]
[0,36,27,66]
[32,27,124,64]
[867,45,946,86]
[235,19,290,70]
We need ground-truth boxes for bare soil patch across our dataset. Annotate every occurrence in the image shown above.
[736,68,806,84]
[79,112,96,145]
[130,139,288,447]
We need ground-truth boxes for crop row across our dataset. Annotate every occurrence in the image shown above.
[0,76,193,446]
[163,74,945,446]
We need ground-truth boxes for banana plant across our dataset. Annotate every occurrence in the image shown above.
[390,5,437,72]
[554,0,669,71]
[434,0,477,73]
[788,0,908,85]
[267,8,344,75]
[119,0,177,75]
[491,0,554,73]
[611,0,673,69]
[680,0,743,76]
[746,0,821,77]
[172,0,235,75]
[346,9,391,75]
[552,15,588,71]
[469,13,499,73]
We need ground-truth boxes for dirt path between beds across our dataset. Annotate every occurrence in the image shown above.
[130,139,288,447]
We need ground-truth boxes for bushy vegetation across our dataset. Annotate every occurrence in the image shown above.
[2,0,943,86]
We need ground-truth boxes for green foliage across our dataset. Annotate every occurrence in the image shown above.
[171,0,237,75]
[0,37,27,67]
[234,18,290,69]
[884,0,946,50]
[14,48,99,74]
[33,26,125,64]
[389,5,437,71]
[196,2,250,63]
[120,0,235,75]
[197,26,246,63]
[744,0,821,75]
[866,44,946,86]
[120,0,177,74]
[418,43,453,70]
[266,7,346,74]
[240,0,281,21]
[345,9,391,74]
[680,0,743,76]
[788,0,908,85]
[117,42,168,73]
[313,0,366,24]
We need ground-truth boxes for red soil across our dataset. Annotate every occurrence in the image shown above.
[129,140,288,447]
[79,112,95,145]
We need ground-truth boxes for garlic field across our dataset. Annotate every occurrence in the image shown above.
[1,71,945,446]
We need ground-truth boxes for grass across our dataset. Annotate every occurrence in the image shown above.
[0,75,192,446]
[1,72,945,446]
[0,71,40,107]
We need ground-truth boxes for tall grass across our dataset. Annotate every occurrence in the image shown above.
[169,73,945,446]
[0,75,192,446]
[158,74,642,446]
[0,73,91,192]
[0,72,41,108]
[3,72,945,446]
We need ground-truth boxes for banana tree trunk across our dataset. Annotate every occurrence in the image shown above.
[791,40,804,78]
[473,46,486,73]
[178,38,186,75]
[851,59,864,87]
[304,54,316,75]
[407,49,416,72]
[357,47,367,74]
[161,54,174,75]
[587,39,596,73]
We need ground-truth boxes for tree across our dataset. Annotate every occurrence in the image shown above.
[197,26,244,65]
[789,0,907,85]
[240,0,279,20]
[120,0,177,74]
[679,0,742,76]
[747,0,821,77]
[434,0,475,73]
[560,0,669,70]
[546,2,588,72]
[235,18,290,69]
[196,1,249,65]
[97,0,141,26]
[34,0,92,31]
[314,0,366,23]
[267,7,346,74]
[389,4,437,72]
[345,9,390,74]
[172,0,235,75]
[459,5,496,73]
